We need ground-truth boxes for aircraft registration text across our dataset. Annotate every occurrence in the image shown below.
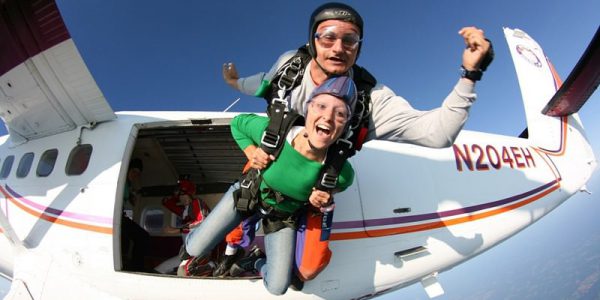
[453,144,536,172]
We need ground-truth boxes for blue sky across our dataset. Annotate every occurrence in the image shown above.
[2,0,600,298]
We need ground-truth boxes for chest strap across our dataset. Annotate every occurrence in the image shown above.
[262,46,312,107]
[234,168,262,217]
[241,48,377,218]
[315,65,376,190]
[235,110,302,216]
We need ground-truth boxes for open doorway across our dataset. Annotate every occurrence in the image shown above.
[117,118,248,275]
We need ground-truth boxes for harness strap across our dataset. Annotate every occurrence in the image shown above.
[315,139,354,190]
[258,197,294,218]
[348,65,376,152]
[259,200,306,234]
[236,111,302,216]
[234,169,262,216]
[242,47,377,225]
[263,46,312,106]
[314,65,376,192]
[261,47,309,156]
[261,107,302,157]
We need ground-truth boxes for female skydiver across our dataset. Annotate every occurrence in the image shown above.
[185,76,356,295]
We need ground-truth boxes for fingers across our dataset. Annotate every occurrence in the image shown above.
[250,148,274,170]
[309,188,331,208]
[222,62,240,90]
[222,62,238,77]
[459,27,487,51]
[222,62,233,72]
[459,27,491,71]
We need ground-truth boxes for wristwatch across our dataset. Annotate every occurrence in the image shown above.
[460,66,483,81]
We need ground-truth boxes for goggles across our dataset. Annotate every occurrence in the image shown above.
[310,99,349,122]
[314,26,361,50]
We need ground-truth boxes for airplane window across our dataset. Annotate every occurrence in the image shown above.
[65,144,93,176]
[37,149,58,177]
[0,155,14,179]
[16,152,34,178]
[143,208,165,233]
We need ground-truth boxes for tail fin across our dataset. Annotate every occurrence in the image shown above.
[504,27,565,151]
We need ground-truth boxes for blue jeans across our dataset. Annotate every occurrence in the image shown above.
[185,184,242,257]
[185,184,296,295]
[256,226,295,295]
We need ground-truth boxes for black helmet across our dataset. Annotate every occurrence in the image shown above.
[308,2,364,59]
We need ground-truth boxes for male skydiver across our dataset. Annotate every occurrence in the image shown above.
[223,2,493,152]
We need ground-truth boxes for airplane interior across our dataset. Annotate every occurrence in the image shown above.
[119,118,248,275]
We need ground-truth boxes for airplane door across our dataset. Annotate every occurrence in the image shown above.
[351,142,438,238]
[328,166,367,240]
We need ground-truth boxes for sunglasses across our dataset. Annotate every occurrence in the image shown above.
[314,27,361,50]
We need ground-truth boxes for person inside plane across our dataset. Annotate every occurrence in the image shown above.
[222,2,493,149]
[154,178,210,274]
[121,158,151,272]
[185,76,356,295]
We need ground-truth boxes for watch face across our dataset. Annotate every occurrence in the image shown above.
[460,67,482,81]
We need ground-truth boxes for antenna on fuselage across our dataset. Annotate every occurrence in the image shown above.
[223,98,241,112]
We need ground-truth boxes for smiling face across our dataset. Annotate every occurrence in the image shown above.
[312,20,360,78]
[305,94,349,150]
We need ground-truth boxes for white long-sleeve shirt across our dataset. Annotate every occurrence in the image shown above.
[237,50,477,148]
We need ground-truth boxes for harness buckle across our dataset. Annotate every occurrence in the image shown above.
[279,74,295,89]
[289,56,303,71]
[348,92,368,131]
[320,173,338,189]
[336,138,353,151]
[240,177,253,189]
[261,131,280,149]
[258,206,272,216]
[277,57,305,90]
[271,98,289,109]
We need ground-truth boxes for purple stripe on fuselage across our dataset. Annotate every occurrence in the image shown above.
[333,180,558,230]
[6,184,112,224]
[0,0,70,75]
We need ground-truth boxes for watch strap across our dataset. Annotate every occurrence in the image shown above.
[460,66,483,81]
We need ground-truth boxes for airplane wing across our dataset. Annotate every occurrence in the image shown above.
[542,26,600,116]
[0,0,115,143]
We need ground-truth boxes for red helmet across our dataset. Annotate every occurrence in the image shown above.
[178,179,196,196]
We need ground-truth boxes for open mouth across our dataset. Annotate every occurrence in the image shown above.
[316,124,332,137]
[328,56,346,64]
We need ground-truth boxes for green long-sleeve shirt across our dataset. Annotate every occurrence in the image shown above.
[231,114,354,213]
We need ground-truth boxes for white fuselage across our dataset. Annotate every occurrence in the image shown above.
[0,4,597,296]
[0,108,595,299]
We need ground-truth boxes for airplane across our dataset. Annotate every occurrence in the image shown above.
[0,0,598,299]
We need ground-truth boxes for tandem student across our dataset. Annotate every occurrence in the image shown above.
[185,76,357,295]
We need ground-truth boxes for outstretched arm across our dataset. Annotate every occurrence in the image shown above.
[367,27,493,147]
[222,50,298,96]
